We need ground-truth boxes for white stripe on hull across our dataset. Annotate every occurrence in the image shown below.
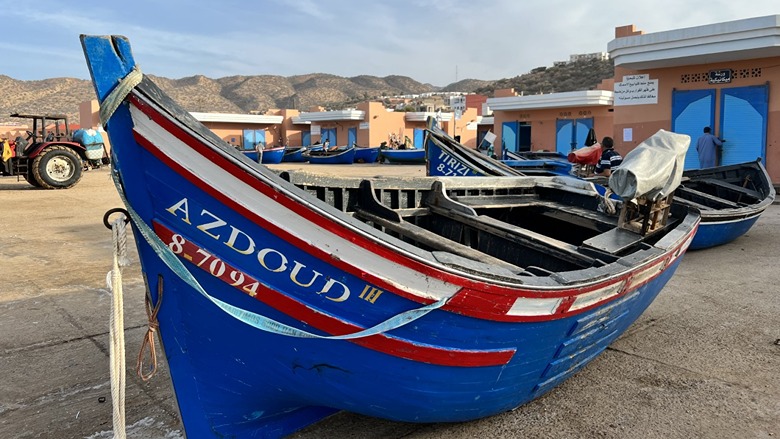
[130,105,461,300]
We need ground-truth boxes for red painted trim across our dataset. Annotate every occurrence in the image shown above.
[154,222,515,367]
[124,92,696,323]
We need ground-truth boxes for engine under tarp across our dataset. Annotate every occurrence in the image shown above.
[609,129,690,201]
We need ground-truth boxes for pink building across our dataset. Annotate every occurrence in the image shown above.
[488,15,780,184]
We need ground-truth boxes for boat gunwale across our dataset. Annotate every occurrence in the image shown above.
[123,82,699,322]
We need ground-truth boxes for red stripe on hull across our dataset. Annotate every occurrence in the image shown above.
[153,222,516,367]
[126,93,694,323]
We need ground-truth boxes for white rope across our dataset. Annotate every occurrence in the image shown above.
[601,188,617,216]
[100,67,143,128]
[107,214,130,439]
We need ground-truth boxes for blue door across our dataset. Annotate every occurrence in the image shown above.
[242,129,266,151]
[502,122,519,154]
[555,118,592,154]
[574,119,593,150]
[348,127,357,147]
[671,89,715,169]
[413,129,424,149]
[720,85,768,165]
[555,120,573,154]
[321,128,337,145]
[301,131,311,147]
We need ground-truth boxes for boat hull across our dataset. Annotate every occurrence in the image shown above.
[677,159,775,250]
[241,146,285,164]
[117,111,694,435]
[380,148,426,164]
[282,147,309,162]
[307,147,356,164]
[81,34,700,439]
[138,224,686,435]
[689,213,762,250]
[353,146,380,163]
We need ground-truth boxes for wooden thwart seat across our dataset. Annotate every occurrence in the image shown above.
[699,178,761,200]
[352,208,526,273]
[675,186,740,208]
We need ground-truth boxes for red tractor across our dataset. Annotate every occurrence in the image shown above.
[3,113,108,189]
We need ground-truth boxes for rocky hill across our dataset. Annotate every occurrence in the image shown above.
[0,59,614,126]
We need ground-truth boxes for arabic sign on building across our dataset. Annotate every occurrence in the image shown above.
[614,74,658,106]
[708,69,732,84]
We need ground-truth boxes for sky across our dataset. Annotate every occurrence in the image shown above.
[1,0,778,87]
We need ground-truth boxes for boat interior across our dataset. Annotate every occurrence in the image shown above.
[277,172,687,278]
[674,166,768,211]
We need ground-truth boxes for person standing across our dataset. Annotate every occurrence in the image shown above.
[696,126,723,168]
[255,142,264,164]
[594,137,622,177]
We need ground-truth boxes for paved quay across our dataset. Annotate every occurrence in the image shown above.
[0,165,778,439]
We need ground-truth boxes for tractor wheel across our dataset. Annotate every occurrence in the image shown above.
[31,145,83,189]
[23,171,42,187]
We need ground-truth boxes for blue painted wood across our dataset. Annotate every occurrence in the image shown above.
[307,146,355,164]
[261,145,285,164]
[502,121,518,154]
[281,146,309,162]
[720,85,768,166]
[555,119,573,154]
[353,145,380,163]
[413,129,424,149]
[348,127,357,147]
[672,88,715,170]
[321,128,337,145]
[678,159,775,249]
[81,34,702,438]
[379,148,425,164]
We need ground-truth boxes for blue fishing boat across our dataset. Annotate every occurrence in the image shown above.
[353,144,380,163]
[281,146,309,163]
[261,145,285,164]
[427,122,773,251]
[242,145,285,164]
[379,148,426,164]
[502,149,573,175]
[82,35,700,439]
[305,146,356,164]
[675,159,775,249]
[505,150,570,162]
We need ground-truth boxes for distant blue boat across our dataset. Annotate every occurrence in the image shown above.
[242,145,285,164]
[502,150,573,175]
[261,145,285,164]
[675,159,775,250]
[306,146,356,164]
[353,144,380,163]
[504,150,569,162]
[281,146,309,162]
[427,122,774,251]
[379,148,425,164]
[82,34,701,439]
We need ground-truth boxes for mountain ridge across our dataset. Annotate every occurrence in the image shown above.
[0,58,613,126]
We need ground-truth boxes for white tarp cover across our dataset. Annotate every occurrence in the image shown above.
[609,129,690,201]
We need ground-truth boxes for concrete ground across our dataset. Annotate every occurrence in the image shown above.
[0,165,777,439]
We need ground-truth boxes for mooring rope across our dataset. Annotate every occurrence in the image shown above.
[99,67,143,128]
[600,188,617,215]
[107,213,130,439]
[109,170,450,341]
[136,275,162,381]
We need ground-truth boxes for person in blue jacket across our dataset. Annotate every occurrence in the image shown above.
[696,126,723,168]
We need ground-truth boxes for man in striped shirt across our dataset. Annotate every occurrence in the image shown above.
[594,137,622,177]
